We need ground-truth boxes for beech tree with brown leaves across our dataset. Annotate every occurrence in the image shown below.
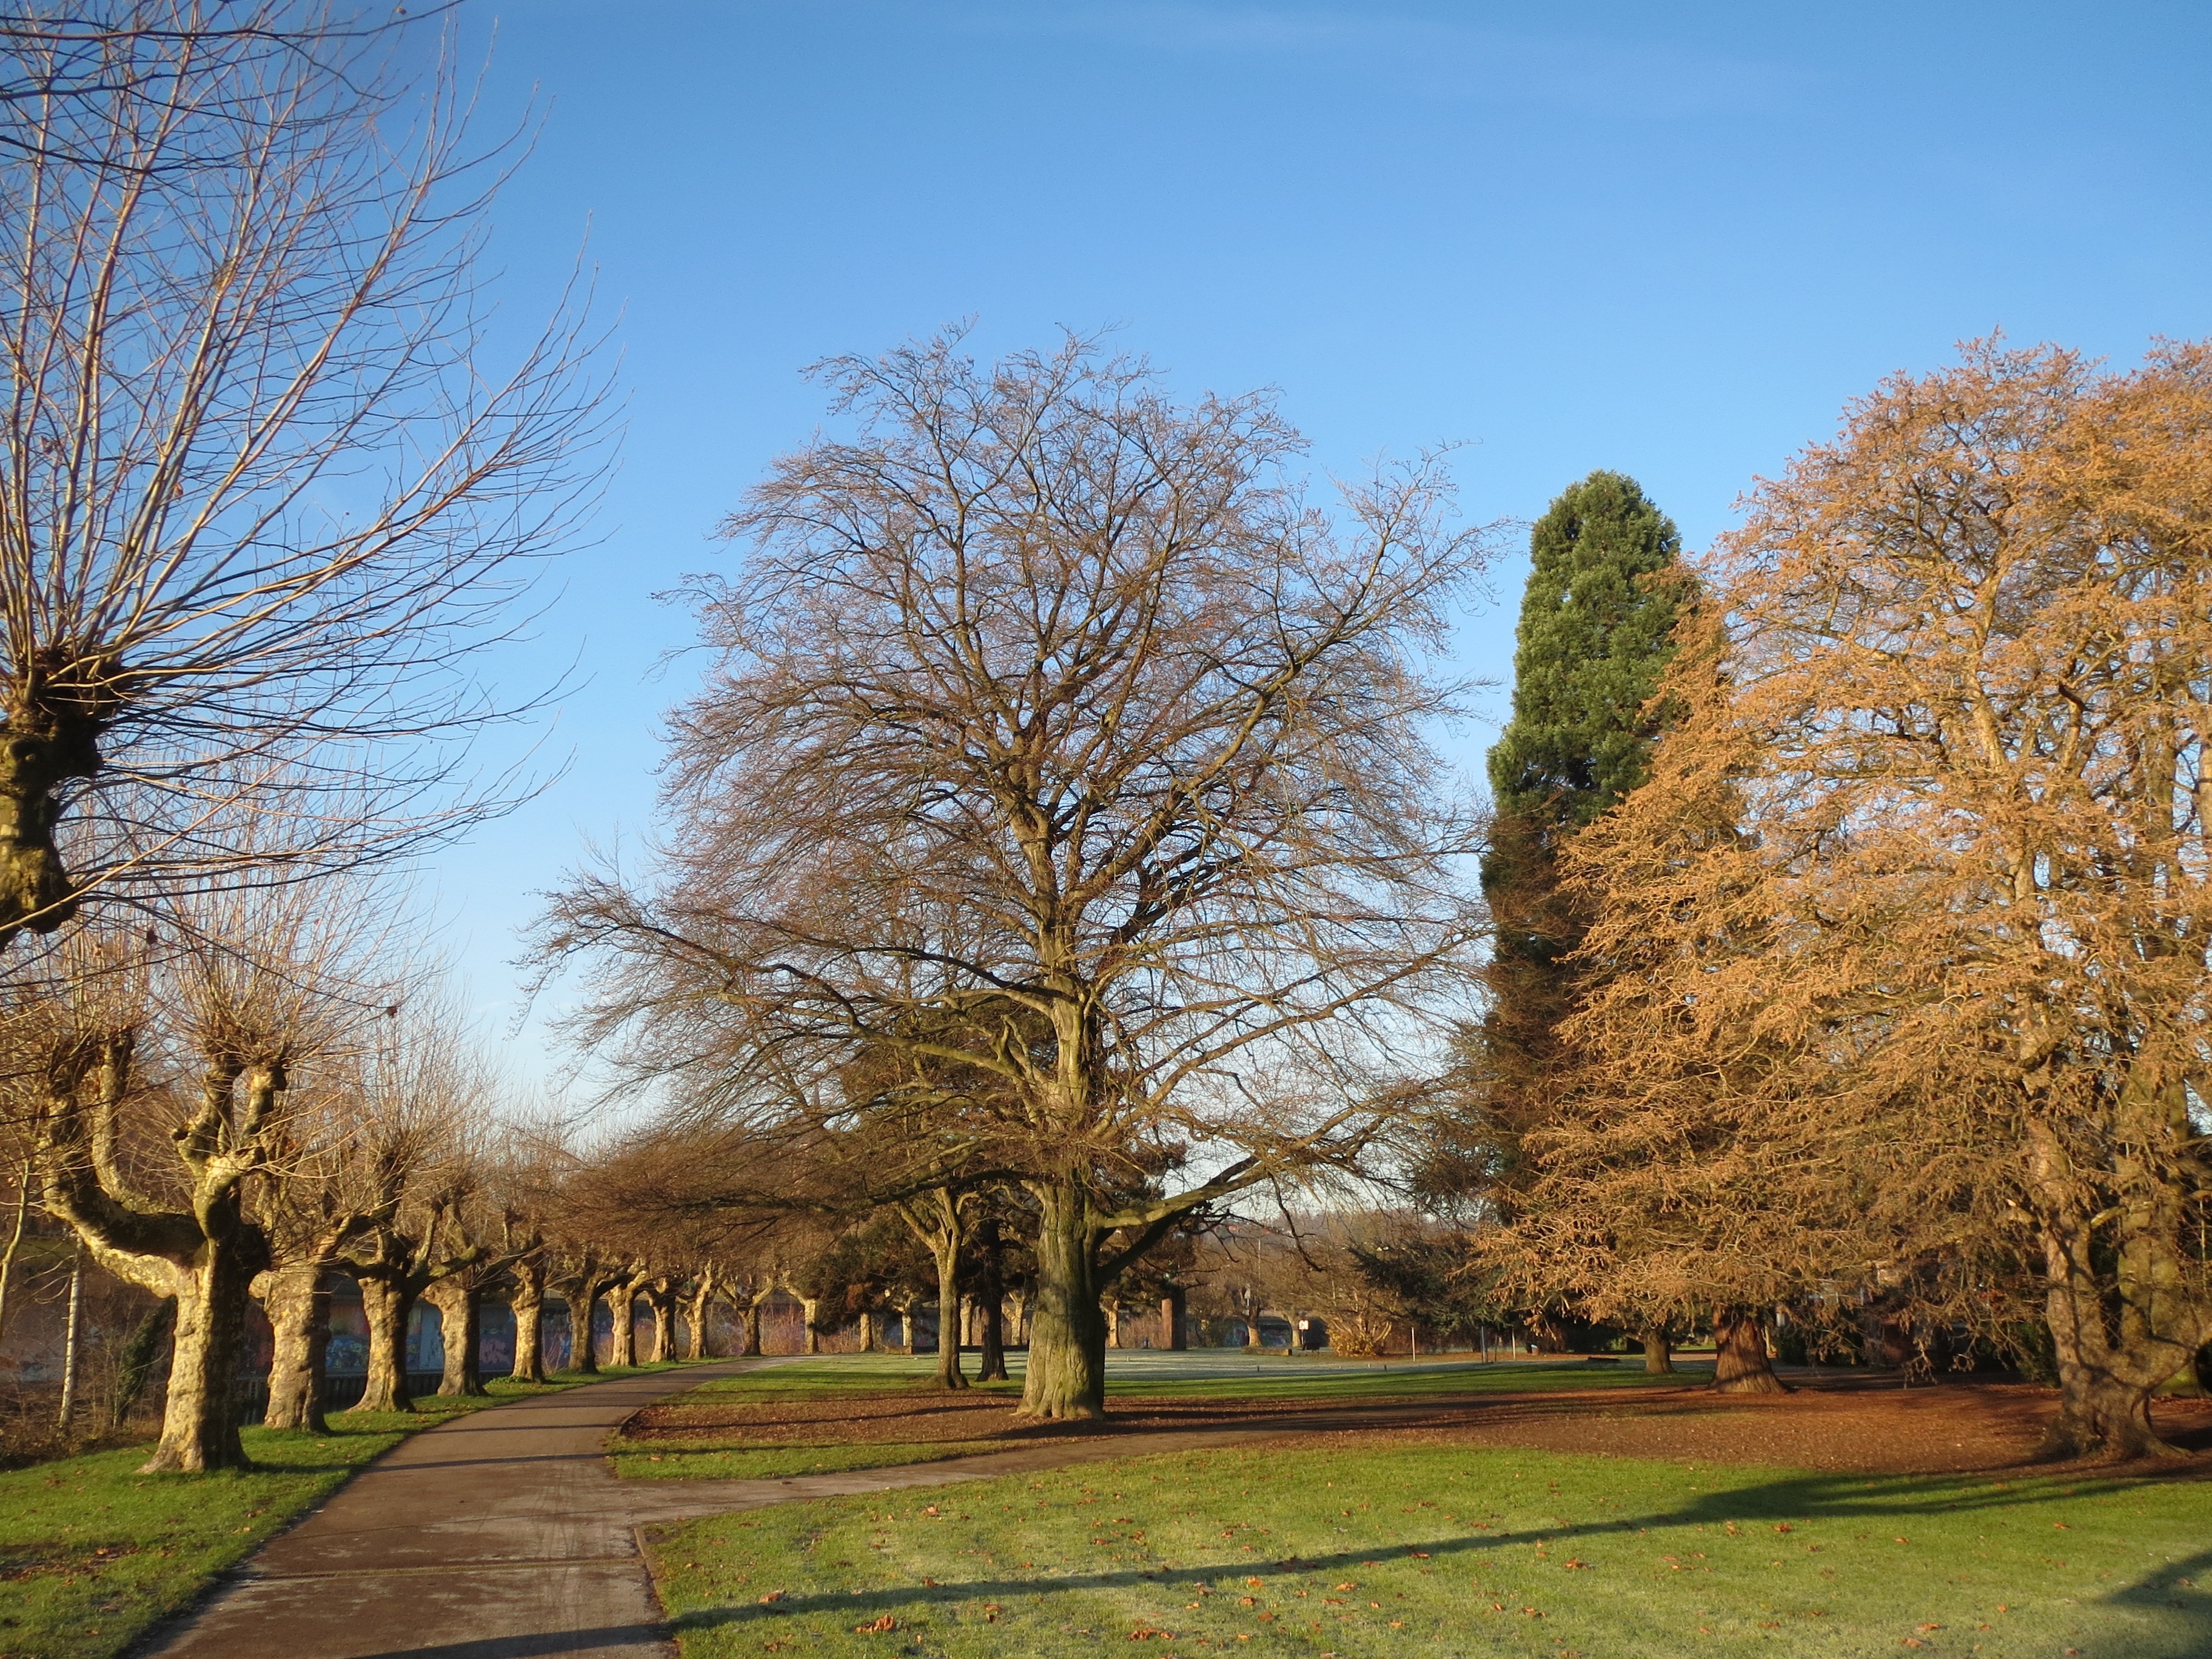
[1521,340,2212,1452]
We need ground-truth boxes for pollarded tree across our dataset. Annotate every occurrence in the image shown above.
[539,334,1495,1419]
[1537,340,2212,1452]
[0,1,605,944]
[32,877,371,1469]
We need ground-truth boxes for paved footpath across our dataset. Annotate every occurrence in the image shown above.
[141,1362,1310,1659]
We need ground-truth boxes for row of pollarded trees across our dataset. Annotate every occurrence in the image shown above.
[1449,345,2212,1458]
[0,873,768,1468]
[0,1,608,1472]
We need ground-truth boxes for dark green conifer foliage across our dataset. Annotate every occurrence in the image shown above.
[1424,473,1687,1233]
[1487,470,1686,834]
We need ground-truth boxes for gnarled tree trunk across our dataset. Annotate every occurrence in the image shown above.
[354,1273,417,1412]
[1711,1308,1786,1395]
[508,1259,548,1383]
[1640,1329,1675,1376]
[682,1265,720,1360]
[643,1277,676,1363]
[604,1281,638,1367]
[1019,1186,1105,1420]
[424,1275,483,1396]
[258,1265,334,1432]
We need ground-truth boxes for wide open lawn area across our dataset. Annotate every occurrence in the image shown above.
[648,1432,2211,1658]
[636,1355,2212,1658]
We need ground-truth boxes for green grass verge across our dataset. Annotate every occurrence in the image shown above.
[614,1439,1009,1481]
[648,1439,2212,1658]
[0,1366,685,1659]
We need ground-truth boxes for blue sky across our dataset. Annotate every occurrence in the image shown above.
[431,1,2212,1082]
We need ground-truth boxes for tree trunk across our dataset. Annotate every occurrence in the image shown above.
[509,1275,546,1384]
[978,1294,1007,1381]
[1161,1287,1187,1352]
[933,1227,968,1390]
[646,1285,675,1362]
[1640,1329,1675,1376]
[605,1285,637,1367]
[142,1238,256,1469]
[0,1154,30,1349]
[801,1295,822,1356]
[858,1307,878,1353]
[560,1284,600,1373]
[425,1277,484,1396]
[56,1241,84,1432]
[975,1215,1008,1380]
[354,1275,417,1412]
[743,1295,765,1357]
[683,1272,717,1359]
[1018,1186,1105,1420]
[1711,1307,1786,1395]
[259,1265,333,1432]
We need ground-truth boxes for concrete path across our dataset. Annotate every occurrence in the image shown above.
[139,1366,1398,1659]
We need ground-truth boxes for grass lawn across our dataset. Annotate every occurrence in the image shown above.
[0,1365,685,1659]
[612,1355,1687,1483]
[647,1438,2211,1659]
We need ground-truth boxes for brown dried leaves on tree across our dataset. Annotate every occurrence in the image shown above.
[1518,339,2212,1452]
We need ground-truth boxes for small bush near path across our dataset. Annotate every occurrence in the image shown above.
[648,1439,2211,1659]
[0,1367,677,1659]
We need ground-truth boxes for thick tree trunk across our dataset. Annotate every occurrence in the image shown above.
[560,1284,600,1372]
[800,1295,822,1356]
[259,1265,333,1432]
[354,1275,417,1412]
[1711,1308,1786,1395]
[605,1285,637,1367]
[858,1307,878,1353]
[2041,1267,2190,1458]
[110,1296,176,1427]
[1161,1287,1187,1352]
[743,1295,765,1357]
[1019,1187,1105,1420]
[645,1284,675,1362]
[1640,1329,1675,1376]
[1105,1302,1121,1349]
[509,1278,546,1383]
[142,1239,256,1470]
[425,1277,484,1396]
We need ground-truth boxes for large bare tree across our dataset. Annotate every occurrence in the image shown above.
[0,0,604,942]
[540,335,1491,1418]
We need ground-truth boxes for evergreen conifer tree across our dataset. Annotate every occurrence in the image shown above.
[1429,472,1687,1351]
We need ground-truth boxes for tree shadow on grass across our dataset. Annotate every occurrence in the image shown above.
[662,1466,2212,1658]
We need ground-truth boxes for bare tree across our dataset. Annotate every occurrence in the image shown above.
[33,877,367,1469]
[539,333,1492,1419]
[0,0,605,943]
